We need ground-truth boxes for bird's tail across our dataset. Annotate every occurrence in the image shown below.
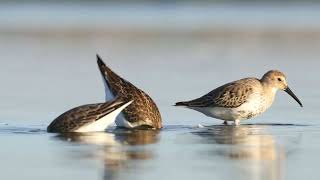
[96,54,115,80]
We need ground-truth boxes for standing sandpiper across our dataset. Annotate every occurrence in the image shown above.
[97,55,162,129]
[47,97,133,133]
[175,70,303,125]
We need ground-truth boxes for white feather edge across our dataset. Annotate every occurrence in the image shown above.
[75,100,133,132]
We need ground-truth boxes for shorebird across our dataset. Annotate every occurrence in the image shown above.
[175,70,303,125]
[97,55,162,129]
[47,97,133,133]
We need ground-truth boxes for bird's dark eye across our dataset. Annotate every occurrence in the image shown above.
[278,78,282,81]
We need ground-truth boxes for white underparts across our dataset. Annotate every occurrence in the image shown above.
[75,101,133,132]
[189,92,274,123]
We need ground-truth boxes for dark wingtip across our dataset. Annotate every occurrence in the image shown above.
[174,102,187,106]
[96,54,110,77]
[96,54,105,67]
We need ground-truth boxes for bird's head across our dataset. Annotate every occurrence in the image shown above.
[262,70,303,107]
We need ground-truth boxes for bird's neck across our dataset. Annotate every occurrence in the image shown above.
[261,81,278,107]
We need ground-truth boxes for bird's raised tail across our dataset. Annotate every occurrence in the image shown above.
[96,54,125,101]
[96,54,114,80]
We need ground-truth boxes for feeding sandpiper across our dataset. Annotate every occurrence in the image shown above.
[175,70,303,125]
[47,96,133,133]
[97,55,162,129]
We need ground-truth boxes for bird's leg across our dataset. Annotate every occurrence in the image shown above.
[223,121,228,125]
[233,120,240,126]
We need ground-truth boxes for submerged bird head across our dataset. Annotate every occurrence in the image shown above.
[261,70,303,107]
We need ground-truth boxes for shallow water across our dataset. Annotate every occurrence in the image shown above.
[1,124,319,180]
[1,2,320,180]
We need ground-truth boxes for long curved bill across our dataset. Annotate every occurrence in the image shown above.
[285,87,303,107]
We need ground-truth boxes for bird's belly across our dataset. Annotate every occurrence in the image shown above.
[193,107,242,121]
[115,112,135,128]
[192,98,268,121]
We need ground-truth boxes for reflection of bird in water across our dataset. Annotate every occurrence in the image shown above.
[193,125,285,180]
[55,129,160,180]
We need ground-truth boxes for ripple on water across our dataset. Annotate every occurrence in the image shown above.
[0,123,46,135]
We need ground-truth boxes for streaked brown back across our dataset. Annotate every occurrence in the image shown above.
[175,78,259,108]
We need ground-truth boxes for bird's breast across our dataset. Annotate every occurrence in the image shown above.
[235,93,272,120]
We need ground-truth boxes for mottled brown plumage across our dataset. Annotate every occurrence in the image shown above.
[176,78,258,108]
[97,55,162,129]
[175,70,302,125]
[47,97,129,133]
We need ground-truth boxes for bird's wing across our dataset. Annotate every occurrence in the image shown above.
[47,97,129,132]
[176,78,258,108]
